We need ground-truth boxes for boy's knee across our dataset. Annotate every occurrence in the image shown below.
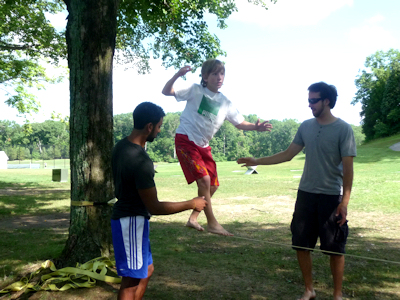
[196,175,211,188]
[210,185,218,194]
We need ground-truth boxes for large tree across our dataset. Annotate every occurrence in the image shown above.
[352,49,400,140]
[59,0,277,266]
[0,0,66,116]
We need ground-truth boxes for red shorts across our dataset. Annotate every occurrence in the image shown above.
[175,134,219,186]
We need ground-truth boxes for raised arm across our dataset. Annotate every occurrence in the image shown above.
[138,186,206,215]
[237,142,304,166]
[235,119,273,132]
[336,156,354,226]
[162,65,192,96]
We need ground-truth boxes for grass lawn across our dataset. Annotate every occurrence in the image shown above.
[0,134,399,299]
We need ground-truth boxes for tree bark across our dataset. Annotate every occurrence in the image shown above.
[57,0,119,268]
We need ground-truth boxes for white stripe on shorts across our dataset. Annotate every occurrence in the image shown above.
[120,216,144,270]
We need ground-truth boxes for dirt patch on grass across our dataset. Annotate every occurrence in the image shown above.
[0,212,70,230]
[0,188,69,196]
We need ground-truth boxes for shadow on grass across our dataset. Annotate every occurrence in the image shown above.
[1,221,399,299]
[0,217,400,300]
[0,186,70,218]
[144,220,400,300]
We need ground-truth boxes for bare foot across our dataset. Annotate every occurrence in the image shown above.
[333,296,343,300]
[185,219,204,231]
[298,289,316,300]
[207,225,233,236]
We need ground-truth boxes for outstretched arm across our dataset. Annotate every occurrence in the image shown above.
[237,142,303,166]
[336,156,354,226]
[162,65,192,96]
[235,119,273,132]
[138,186,207,215]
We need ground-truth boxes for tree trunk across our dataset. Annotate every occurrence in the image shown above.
[57,0,119,268]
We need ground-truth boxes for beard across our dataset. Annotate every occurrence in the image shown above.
[312,107,323,118]
[312,104,326,118]
[146,128,156,142]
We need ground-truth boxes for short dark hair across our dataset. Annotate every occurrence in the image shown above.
[308,82,338,108]
[133,102,165,129]
[200,59,225,87]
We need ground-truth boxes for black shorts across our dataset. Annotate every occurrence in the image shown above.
[290,190,349,255]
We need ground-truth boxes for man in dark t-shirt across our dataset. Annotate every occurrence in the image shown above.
[111,102,207,300]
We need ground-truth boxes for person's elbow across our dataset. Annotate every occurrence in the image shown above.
[283,155,294,162]
[280,148,299,162]
[280,153,294,163]
[162,89,174,96]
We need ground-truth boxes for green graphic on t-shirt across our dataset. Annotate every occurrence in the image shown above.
[198,95,221,122]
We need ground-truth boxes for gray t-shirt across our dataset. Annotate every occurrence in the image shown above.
[293,118,356,195]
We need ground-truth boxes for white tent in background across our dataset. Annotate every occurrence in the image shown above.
[0,151,9,169]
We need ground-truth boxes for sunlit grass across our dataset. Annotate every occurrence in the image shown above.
[0,134,399,299]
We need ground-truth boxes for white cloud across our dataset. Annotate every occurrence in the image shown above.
[367,14,385,24]
[231,0,354,27]
[346,23,398,55]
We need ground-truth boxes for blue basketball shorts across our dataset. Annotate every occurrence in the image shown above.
[111,216,153,278]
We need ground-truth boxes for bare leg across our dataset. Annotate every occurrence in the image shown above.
[185,177,210,231]
[296,250,316,300]
[186,175,232,236]
[118,264,154,300]
[330,255,344,300]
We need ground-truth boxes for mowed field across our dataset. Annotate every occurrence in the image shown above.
[0,134,399,299]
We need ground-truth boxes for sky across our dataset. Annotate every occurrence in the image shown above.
[1,0,400,126]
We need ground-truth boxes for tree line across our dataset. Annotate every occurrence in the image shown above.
[352,49,400,141]
[1,114,365,162]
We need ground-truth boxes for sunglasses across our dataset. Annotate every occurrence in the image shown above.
[308,97,323,104]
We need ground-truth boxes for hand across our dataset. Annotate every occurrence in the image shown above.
[237,157,257,167]
[193,196,207,212]
[335,203,348,226]
[177,65,192,77]
[255,119,273,132]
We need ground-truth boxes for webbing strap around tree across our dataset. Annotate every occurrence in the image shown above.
[70,198,117,206]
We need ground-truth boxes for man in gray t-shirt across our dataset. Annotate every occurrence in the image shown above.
[237,82,356,300]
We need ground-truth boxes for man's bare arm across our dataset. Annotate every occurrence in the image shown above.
[336,156,354,226]
[237,142,304,166]
[161,65,192,96]
[138,186,206,215]
[235,119,273,132]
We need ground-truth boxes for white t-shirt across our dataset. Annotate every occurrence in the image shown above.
[175,84,244,147]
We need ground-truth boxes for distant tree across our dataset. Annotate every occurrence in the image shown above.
[351,125,365,146]
[212,121,240,160]
[243,118,299,158]
[0,0,66,117]
[380,61,400,135]
[0,120,20,148]
[268,119,299,155]
[157,112,181,139]
[113,113,132,144]
[16,146,26,160]
[5,146,17,160]
[27,120,69,156]
[352,49,400,140]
